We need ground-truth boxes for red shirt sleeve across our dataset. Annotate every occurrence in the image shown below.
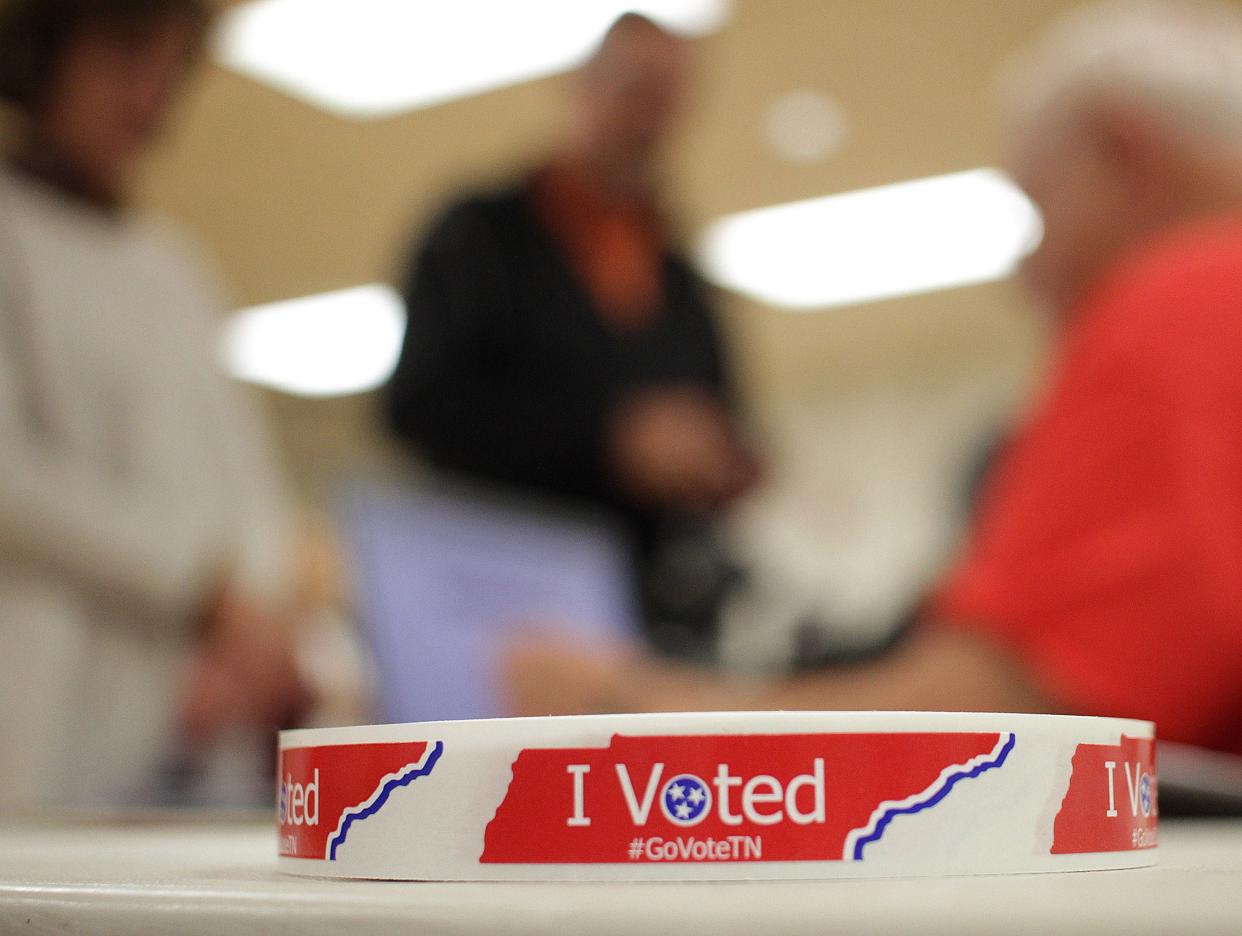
[933,234,1242,752]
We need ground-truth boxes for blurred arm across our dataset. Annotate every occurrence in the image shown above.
[675,262,740,411]
[743,625,1051,713]
[183,257,296,606]
[0,356,224,623]
[503,624,1050,716]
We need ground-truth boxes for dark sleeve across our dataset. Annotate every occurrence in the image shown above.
[668,258,740,414]
[383,200,608,496]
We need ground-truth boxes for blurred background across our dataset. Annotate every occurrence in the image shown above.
[149,0,1070,656]
[11,0,1181,811]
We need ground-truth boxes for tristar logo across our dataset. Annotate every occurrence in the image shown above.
[1052,735,1157,853]
[277,740,443,860]
[482,732,1013,864]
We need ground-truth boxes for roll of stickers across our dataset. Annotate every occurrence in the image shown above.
[276,711,1157,881]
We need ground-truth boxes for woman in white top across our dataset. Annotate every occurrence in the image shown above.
[0,0,309,808]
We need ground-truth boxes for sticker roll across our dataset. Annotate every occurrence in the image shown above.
[276,711,1157,881]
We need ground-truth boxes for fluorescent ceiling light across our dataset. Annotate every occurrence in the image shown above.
[221,284,406,398]
[217,0,730,119]
[698,169,1043,310]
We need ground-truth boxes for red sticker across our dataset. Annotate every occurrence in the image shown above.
[1051,735,1157,854]
[482,732,1011,864]
[277,740,441,859]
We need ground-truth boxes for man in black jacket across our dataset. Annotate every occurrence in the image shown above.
[384,14,757,654]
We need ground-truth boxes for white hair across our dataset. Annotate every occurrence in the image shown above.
[1000,0,1242,152]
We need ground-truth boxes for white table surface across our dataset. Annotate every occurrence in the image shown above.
[1,819,1240,935]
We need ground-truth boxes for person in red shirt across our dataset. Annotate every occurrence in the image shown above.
[503,0,1242,756]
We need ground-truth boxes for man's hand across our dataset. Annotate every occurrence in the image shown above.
[180,585,312,746]
[606,388,759,511]
[500,634,744,716]
[500,635,632,716]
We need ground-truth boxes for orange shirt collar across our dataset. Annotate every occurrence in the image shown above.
[531,158,667,328]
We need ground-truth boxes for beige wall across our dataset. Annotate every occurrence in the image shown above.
[144,3,1075,382]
